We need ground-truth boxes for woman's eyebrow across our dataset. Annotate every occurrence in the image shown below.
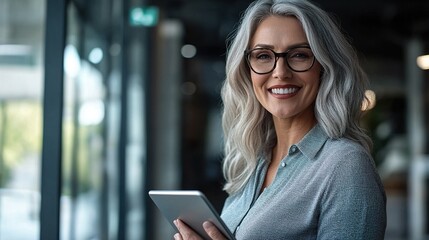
[251,42,310,50]
[252,43,274,49]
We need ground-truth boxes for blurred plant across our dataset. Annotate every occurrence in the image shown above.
[0,101,42,187]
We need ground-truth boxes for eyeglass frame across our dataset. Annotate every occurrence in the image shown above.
[244,46,316,74]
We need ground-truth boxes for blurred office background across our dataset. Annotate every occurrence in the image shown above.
[0,0,428,239]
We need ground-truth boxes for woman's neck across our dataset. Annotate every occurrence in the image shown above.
[271,114,316,163]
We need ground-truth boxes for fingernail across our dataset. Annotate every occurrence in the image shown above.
[203,221,213,229]
[174,233,180,240]
[173,220,178,227]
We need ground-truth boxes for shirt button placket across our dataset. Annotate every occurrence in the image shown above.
[282,145,297,168]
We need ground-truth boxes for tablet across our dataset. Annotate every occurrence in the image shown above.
[148,190,235,240]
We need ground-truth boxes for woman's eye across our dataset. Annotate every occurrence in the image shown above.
[256,53,272,59]
[288,48,313,59]
[252,51,273,61]
[290,52,310,59]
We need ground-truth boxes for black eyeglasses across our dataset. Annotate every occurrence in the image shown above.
[245,46,315,74]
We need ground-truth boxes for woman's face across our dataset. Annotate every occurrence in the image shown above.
[249,16,322,122]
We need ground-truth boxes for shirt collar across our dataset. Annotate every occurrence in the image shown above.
[295,124,328,160]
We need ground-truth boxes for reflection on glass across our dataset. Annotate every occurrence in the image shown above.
[62,57,106,240]
[0,0,45,239]
[64,45,82,78]
[61,3,114,239]
[88,48,103,64]
[79,100,105,126]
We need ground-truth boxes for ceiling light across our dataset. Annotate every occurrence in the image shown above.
[416,55,429,70]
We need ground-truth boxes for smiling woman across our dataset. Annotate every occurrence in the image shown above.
[247,16,321,127]
[173,0,387,239]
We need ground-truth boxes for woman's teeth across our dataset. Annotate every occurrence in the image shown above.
[271,88,298,94]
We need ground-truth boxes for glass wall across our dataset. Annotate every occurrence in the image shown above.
[0,0,45,239]
[60,0,129,239]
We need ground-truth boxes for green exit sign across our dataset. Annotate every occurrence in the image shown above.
[130,6,159,27]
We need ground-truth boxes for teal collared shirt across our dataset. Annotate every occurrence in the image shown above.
[221,125,386,239]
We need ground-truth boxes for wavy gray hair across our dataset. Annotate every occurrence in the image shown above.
[221,0,372,194]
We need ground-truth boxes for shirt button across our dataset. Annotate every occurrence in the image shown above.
[290,145,297,153]
[281,162,286,167]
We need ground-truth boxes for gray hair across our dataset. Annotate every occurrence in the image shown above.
[221,0,372,194]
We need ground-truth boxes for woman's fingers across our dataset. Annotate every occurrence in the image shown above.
[174,219,203,240]
[174,233,183,240]
[173,219,228,240]
[203,221,227,240]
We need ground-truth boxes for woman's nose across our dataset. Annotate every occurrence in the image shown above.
[272,57,292,79]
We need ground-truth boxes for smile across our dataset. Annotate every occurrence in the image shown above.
[270,87,299,95]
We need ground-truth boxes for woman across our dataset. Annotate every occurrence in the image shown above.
[174,0,386,239]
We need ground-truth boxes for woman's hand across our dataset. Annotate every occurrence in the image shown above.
[173,219,227,240]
